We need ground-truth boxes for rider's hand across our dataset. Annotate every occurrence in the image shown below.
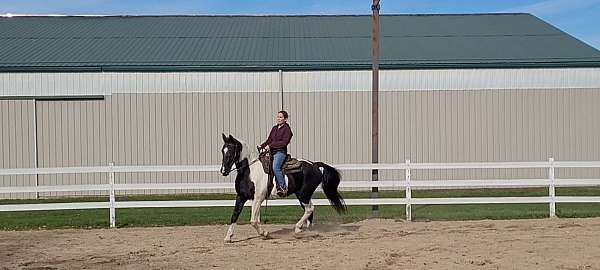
[265,145,270,151]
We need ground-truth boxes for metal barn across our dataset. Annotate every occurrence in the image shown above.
[1,14,599,198]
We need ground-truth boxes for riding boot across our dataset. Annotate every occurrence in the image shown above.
[276,186,287,197]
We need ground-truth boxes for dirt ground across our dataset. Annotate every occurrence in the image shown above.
[1,217,600,270]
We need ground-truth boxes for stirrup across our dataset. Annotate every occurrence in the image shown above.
[276,187,287,197]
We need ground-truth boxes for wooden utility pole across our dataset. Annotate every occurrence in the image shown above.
[371,0,380,215]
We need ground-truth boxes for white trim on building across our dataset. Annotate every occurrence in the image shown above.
[1,68,599,97]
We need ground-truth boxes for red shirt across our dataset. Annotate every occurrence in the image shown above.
[260,123,293,153]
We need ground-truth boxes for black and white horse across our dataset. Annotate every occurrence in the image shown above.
[220,134,346,242]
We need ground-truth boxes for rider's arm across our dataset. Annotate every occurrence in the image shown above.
[260,127,275,149]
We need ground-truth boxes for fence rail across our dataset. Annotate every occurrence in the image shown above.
[1,158,600,227]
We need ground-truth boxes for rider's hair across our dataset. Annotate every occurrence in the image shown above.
[278,110,289,119]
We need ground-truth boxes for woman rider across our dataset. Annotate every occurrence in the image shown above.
[258,110,293,197]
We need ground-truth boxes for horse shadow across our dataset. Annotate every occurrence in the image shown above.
[228,235,264,243]
[226,223,361,243]
[260,223,363,242]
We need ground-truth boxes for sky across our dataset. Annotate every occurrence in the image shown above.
[1,0,599,49]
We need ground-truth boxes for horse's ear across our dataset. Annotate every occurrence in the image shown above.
[228,134,234,142]
[222,133,228,142]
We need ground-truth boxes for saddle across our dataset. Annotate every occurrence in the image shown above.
[258,149,303,196]
[258,151,303,175]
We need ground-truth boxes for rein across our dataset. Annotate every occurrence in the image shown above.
[229,157,260,173]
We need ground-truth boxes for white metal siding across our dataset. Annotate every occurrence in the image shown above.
[282,68,600,92]
[1,72,280,96]
[1,68,600,196]
[379,88,600,182]
[0,99,36,199]
[1,68,599,97]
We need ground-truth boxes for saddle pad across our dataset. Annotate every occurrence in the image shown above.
[282,158,303,174]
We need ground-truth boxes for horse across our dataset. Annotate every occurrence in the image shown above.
[219,133,346,242]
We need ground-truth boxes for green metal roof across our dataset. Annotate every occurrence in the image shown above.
[0,14,599,72]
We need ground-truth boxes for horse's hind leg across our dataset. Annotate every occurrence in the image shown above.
[303,209,315,229]
[298,199,314,229]
[250,199,269,238]
[295,200,314,234]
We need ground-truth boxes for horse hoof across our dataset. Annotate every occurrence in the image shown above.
[224,238,232,243]
[262,231,269,238]
[294,227,303,234]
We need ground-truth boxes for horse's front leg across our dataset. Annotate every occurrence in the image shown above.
[224,196,247,243]
[250,198,269,238]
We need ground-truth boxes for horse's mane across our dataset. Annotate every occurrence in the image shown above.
[236,138,258,161]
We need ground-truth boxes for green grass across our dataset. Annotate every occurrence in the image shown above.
[1,188,599,230]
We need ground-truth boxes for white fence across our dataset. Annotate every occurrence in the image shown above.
[1,158,600,228]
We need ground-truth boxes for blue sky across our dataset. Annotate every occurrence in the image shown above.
[1,0,599,49]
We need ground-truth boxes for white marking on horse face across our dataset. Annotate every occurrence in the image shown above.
[319,167,324,174]
[223,147,228,155]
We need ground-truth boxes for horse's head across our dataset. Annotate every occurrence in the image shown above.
[220,133,245,176]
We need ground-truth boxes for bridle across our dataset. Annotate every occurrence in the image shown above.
[228,157,260,173]
[222,146,267,174]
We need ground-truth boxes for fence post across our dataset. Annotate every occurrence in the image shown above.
[109,162,116,228]
[548,157,556,218]
[405,159,411,221]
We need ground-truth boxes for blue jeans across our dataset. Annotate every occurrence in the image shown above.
[272,152,287,189]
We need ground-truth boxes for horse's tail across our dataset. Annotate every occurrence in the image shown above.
[314,162,347,214]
